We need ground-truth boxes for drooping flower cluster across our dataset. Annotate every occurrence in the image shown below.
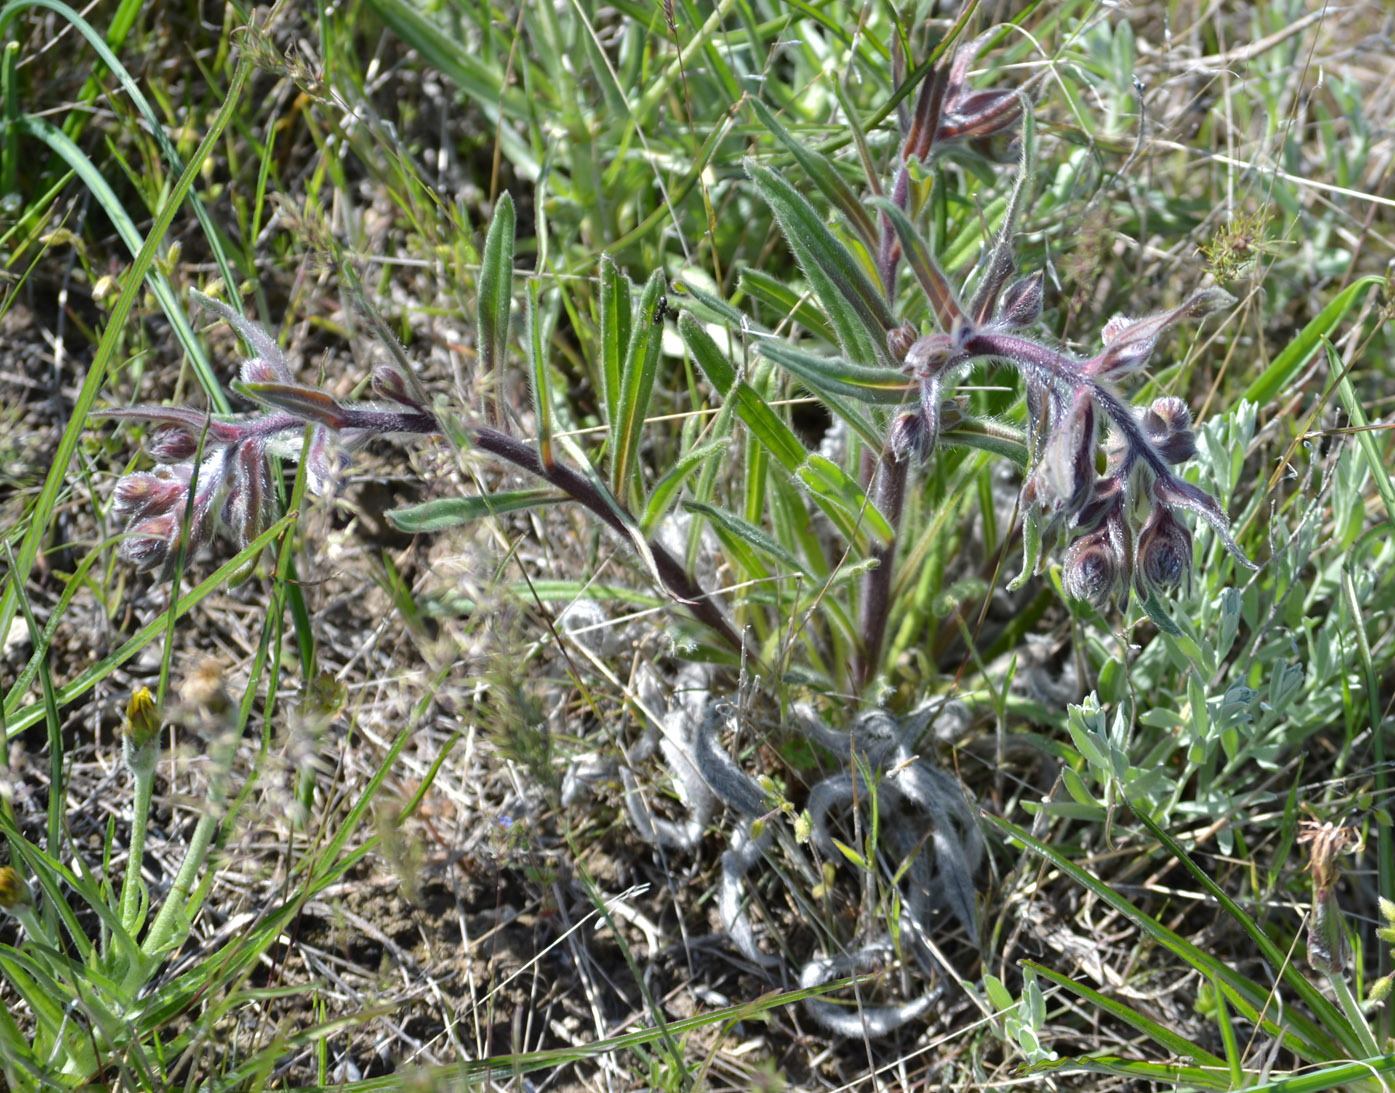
[873,38,1252,611]
[104,292,438,578]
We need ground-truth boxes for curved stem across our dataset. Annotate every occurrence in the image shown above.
[119,769,154,934]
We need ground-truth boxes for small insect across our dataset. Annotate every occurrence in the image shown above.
[652,294,676,325]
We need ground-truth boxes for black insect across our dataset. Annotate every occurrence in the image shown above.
[653,294,676,324]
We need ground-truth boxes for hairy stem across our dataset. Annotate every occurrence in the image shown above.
[470,426,743,652]
[856,451,908,689]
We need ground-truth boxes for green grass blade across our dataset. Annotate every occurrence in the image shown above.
[1024,960,1227,1067]
[984,812,1339,1059]
[1130,808,1360,1057]
[684,500,807,576]
[0,58,249,700]
[526,277,554,465]
[1022,1055,1232,1089]
[4,509,294,737]
[1241,275,1383,406]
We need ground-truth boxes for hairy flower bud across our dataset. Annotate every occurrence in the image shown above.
[149,428,201,463]
[1135,506,1192,597]
[0,866,32,912]
[998,271,1044,328]
[886,321,919,364]
[111,468,189,522]
[1063,527,1123,608]
[1043,391,1097,516]
[122,686,162,777]
[371,362,423,409]
[904,332,956,379]
[889,410,930,461]
[1142,396,1197,464]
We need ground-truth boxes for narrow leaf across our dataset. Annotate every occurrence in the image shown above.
[387,489,565,533]
[747,96,877,252]
[478,191,516,426]
[611,268,667,500]
[870,195,963,330]
[758,339,914,405]
[745,157,893,365]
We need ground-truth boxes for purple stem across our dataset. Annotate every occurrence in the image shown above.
[855,450,908,689]
[469,427,743,652]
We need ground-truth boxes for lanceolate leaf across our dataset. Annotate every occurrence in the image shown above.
[684,500,808,577]
[612,268,667,500]
[757,340,913,406]
[746,96,878,253]
[478,191,516,426]
[387,489,565,533]
[598,254,631,433]
[870,195,962,330]
[642,439,730,535]
[738,267,837,345]
[745,158,893,366]
[681,312,889,550]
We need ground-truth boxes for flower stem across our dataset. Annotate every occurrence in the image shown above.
[120,767,154,934]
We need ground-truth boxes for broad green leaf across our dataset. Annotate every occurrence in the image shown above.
[745,157,893,366]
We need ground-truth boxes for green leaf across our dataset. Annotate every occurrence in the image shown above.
[1241,275,1382,406]
[642,439,730,535]
[387,489,565,532]
[598,254,631,434]
[738,267,836,345]
[870,195,963,330]
[746,95,877,252]
[757,339,914,405]
[611,268,667,500]
[684,500,807,576]
[744,157,893,365]
[477,191,516,423]
[1024,960,1227,1068]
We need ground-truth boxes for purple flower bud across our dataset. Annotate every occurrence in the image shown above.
[1135,506,1193,596]
[119,510,181,572]
[998,272,1044,328]
[904,332,955,379]
[149,428,201,463]
[889,410,929,461]
[1063,526,1123,608]
[886,321,919,363]
[1142,396,1197,464]
[1043,391,1097,515]
[111,469,189,521]
[222,439,272,548]
[304,426,348,498]
[371,363,425,409]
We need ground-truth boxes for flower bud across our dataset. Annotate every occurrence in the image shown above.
[1135,506,1192,597]
[240,357,281,385]
[889,410,930,461]
[998,271,1043,328]
[111,469,188,522]
[371,363,423,409]
[1063,524,1124,608]
[123,687,161,777]
[118,510,181,573]
[0,866,32,911]
[149,428,201,463]
[904,332,955,379]
[1042,391,1096,516]
[1142,396,1197,464]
